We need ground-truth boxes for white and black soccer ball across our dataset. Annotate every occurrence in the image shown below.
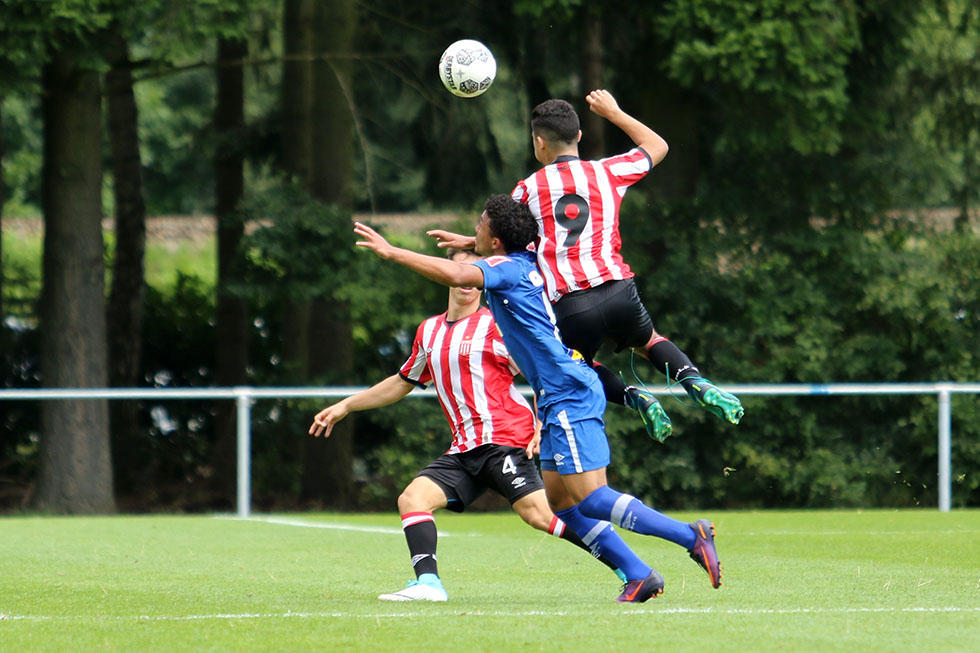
[438,39,496,98]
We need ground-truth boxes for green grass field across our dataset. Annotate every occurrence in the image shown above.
[1,218,216,311]
[2,510,979,651]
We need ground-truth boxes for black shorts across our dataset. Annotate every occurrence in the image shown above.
[552,278,655,365]
[418,445,545,513]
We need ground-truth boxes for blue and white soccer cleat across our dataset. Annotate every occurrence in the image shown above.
[378,574,448,602]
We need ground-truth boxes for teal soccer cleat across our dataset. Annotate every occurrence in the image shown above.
[625,386,673,442]
[378,574,448,602]
[685,377,744,424]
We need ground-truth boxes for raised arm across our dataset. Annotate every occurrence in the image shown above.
[426,229,476,250]
[585,89,668,166]
[354,221,485,288]
[309,374,414,438]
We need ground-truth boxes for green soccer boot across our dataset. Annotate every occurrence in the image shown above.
[625,386,673,442]
[685,377,743,424]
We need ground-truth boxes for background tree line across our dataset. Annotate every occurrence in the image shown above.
[1,0,978,513]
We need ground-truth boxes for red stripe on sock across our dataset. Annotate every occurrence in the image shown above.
[549,515,565,537]
[401,512,435,529]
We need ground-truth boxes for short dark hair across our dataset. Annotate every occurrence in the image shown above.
[484,194,537,254]
[446,247,477,260]
[531,99,580,144]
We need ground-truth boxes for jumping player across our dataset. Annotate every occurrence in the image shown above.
[309,249,625,602]
[429,90,743,442]
[354,195,722,602]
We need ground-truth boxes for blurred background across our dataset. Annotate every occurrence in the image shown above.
[1,0,978,514]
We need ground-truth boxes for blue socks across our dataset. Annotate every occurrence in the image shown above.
[577,485,696,549]
[554,506,652,581]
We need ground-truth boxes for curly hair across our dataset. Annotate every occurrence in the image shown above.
[531,99,580,145]
[484,194,537,254]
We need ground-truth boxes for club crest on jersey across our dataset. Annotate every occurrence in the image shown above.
[459,339,472,356]
[484,255,510,267]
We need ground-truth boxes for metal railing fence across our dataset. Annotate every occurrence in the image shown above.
[2,382,979,516]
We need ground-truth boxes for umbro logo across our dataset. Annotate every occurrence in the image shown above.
[554,454,565,462]
[511,476,527,489]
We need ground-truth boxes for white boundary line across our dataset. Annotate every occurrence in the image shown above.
[2,606,979,622]
[215,516,980,539]
[213,515,980,539]
[212,514,453,537]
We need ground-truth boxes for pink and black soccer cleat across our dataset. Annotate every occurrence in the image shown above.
[616,570,665,603]
[688,519,722,589]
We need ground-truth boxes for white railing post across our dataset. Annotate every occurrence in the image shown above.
[235,389,253,518]
[937,385,952,513]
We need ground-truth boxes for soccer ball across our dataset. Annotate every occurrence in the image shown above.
[438,39,496,98]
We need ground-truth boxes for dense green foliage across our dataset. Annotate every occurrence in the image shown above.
[613,210,980,509]
[7,213,978,511]
[2,0,980,510]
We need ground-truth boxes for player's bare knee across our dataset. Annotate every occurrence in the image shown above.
[638,329,663,352]
[396,486,430,513]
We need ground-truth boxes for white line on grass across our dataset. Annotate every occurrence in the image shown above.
[212,516,980,539]
[3,606,978,622]
[212,514,453,537]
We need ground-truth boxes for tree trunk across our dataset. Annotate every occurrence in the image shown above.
[33,51,115,514]
[280,0,316,503]
[580,11,606,160]
[212,36,250,508]
[279,0,313,362]
[105,30,148,500]
[301,0,356,508]
[282,0,314,184]
[0,97,5,324]
[520,24,550,172]
[280,0,315,392]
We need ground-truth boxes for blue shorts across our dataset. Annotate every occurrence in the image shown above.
[539,391,610,475]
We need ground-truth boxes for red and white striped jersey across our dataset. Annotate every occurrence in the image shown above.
[511,148,653,302]
[399,306,534,454]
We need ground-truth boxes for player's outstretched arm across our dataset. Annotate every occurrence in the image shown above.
[585,89,668,166]
[426,229,476,250]
[309,374,413,438]
[354,222,484,288]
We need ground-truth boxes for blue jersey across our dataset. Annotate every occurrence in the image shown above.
[472,251,600,408]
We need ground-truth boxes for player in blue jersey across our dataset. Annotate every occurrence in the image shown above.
[353,195,722,602]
